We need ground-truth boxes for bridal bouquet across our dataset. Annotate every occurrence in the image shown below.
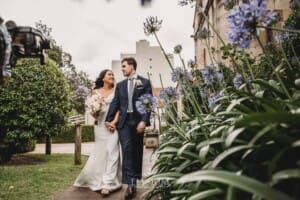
[86,93,106,116]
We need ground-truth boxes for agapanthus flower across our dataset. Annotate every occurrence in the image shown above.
[196,27,210,40]
[171,67,193,83]
[200,87,211,100]
[187,59,195,69]
[227,0,279,48]
[159,86,180,103]
[201,64,223,85]
[290,0,300,9]
[223,0,236,11]
[263,11,280,27]
[178,0,194,6]
[136,94,157,114]
[208,92,223,110]
[143,16,163,36]
[233,73,243,88]
[277,23,298,43]
[174,45,183,54]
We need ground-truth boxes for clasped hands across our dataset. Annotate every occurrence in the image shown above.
[105,122,116,133]
[105,121,146,133]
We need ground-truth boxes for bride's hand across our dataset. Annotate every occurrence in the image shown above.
[105,122,116,133]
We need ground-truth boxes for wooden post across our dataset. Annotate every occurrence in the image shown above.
[45,134,51,155]
[74,122,82,165]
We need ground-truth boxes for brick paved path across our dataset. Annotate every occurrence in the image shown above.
[30,143,157,200]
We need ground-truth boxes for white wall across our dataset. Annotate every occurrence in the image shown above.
[111,40,175,88]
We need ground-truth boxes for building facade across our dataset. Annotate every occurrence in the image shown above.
[193,0,291,69]
[111,39,174,89]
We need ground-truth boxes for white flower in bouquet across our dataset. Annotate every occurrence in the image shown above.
[86,93,106,116]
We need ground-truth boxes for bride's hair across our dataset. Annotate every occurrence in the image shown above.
[94,69,114,89]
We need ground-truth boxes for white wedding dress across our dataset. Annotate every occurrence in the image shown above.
[74,92,122,191]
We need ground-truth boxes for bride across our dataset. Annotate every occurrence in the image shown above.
[74,69,122,197]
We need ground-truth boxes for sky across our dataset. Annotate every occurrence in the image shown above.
[1,0,195,80]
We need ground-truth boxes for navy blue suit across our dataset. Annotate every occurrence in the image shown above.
[105,75,152,186]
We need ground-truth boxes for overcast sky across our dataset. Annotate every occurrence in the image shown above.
[1,0,195,80]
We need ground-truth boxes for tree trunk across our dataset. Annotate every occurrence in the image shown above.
[74,124,82,165]
[45,135,52,155]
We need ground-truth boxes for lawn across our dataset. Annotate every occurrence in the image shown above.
[0,154,87,200]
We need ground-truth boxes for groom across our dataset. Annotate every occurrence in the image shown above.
[105,57,152,199]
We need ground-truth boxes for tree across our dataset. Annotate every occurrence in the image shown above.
[36,21,93,115]
[0,58,71,160]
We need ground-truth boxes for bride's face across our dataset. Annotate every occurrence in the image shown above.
[103,70,115,87]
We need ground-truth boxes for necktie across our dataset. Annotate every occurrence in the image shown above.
[128,78,134,112]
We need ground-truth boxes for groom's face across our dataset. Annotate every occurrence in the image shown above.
[121,61,134,77]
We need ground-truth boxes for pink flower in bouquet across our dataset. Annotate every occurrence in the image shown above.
[86,93,106,116]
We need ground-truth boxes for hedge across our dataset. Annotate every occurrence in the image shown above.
[38,125,94,143]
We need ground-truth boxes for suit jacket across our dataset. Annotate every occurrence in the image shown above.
[105,75,153,129]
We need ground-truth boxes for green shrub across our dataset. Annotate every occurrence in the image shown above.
[38,125,94,143]
[14,139,36,153]
[0,58,71,162]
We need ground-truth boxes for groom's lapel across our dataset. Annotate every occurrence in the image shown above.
[123,79,128,99]
[132,75,142,98]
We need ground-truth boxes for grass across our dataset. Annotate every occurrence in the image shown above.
[0,154,88,200]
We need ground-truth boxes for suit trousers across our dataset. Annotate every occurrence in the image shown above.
[118,113,144,186]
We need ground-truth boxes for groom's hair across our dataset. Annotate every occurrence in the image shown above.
[121,57,137,70]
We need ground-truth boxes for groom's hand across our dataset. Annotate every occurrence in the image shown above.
[137,121,146,133]
[105,122,115,132]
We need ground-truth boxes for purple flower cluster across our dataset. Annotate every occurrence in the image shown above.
[278,24,297,43]
[227,0,279,48]
[290,0,300,9]
[263,11,280,27]
[143,16,163,36]
[233,73,243,88]
[136,93,157,114]
[201,64,223,85]
[171,67,193,83]
[200,87,211,100]
[208,92,223,110]
[159,86,180,103]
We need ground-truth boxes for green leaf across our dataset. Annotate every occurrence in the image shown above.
[196,138,224,150]
[271,169,300,186]
[144,172,182,184]
[251,79,284,95]
[292,140,300,147]
[235,112,300,127]
[177,170,294,200]
[225,127,245,147]
[212,145,252,168]
[188,188,223,200]
[249,124,276,145]
[177,142,194,157]
[187,125,201,136]
[209,125,227,137]
[199,145,210,163]
[226,97,249,112]
[170,189,191,195]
